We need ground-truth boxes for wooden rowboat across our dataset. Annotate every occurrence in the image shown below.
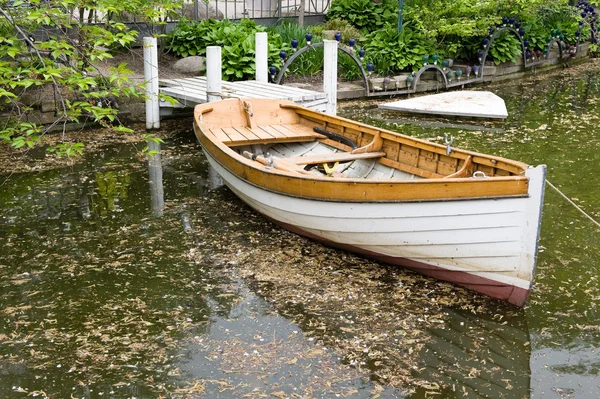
[193,98,546,307]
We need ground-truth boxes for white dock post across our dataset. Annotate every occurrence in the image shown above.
[255,32,268,83]
[323,40,338,115]
[206,46,222,103]
[143,37,160,129]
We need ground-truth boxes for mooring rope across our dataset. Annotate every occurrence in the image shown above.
[547,180,600,229]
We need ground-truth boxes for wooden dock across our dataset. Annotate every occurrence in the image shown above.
[159,77,328,112]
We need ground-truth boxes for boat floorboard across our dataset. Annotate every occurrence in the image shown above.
[235,141,423,180]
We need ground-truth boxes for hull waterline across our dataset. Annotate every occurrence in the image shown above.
[203,150,545,307]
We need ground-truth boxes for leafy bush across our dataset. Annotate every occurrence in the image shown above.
[520,20,549,51]
[311,18,361,43]
[167,19,288,81]
[404,0,499,59]
[339,52,363,81]
[362,25,435,75]
[266,21,362,81]
[535,3,577,31]
[402,0,588,64]
[518,3,583,45]
[327,0,398,33]
[267,22,323,77]
[489,31,522,64]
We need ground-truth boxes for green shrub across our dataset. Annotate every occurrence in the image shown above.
[311,18,361,44]
[520,21,548,51]
[266,21,363,81]
[166,19,288,81]
[489,31,522,65]
[339,52,363,80]
[402,0,589,65]
[267,22,323,76]
[362,25,434,75]
[327,0,398,33]
[521,3,583,45]
[404,0,499,59]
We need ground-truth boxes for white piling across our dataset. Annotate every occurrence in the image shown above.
[206,46,222,103]
[323,40,338,115]
[143,37,160,129]
[255,32,268,83]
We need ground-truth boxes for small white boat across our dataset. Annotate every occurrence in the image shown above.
[193,98,546,307]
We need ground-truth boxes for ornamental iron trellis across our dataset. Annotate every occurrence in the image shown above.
[274,41,370,95]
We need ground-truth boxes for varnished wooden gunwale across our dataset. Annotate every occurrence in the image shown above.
[194,126,529,202]
[193,99,531,201]
[286,104,528,176]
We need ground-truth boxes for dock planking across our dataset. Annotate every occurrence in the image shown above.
[160,77,328,111]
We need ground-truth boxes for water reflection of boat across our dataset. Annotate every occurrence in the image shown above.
[412,308,531,398]
[192,98,546,307]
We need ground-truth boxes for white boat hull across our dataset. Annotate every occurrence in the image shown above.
[203,150,546,306]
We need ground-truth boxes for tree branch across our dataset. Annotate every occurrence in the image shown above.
[0,5,69,138]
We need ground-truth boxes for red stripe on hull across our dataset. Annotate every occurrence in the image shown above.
[268,217,530,307]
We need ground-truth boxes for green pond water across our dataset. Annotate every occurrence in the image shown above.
[1,66,599,398]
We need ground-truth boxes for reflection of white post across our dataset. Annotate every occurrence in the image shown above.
[148,140,164,217]
[206,46,222,103]
[208,164,223,189]
[143,37,160,129]
[206,46,223,187]
[323,40,338,115]
[255,32,268,83]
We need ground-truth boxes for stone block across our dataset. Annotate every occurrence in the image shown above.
[495,63,523,75]
[420,70,438,81]
[25,111,58,125]
[41,101,56,113]
[481,64,497,76]
[393,74,411,89]
[173,56,206,75]
[119,103,146,123]
[368,77,384,91]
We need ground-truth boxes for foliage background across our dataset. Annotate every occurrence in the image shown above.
[0,0,182,155]
[1,0,595,157]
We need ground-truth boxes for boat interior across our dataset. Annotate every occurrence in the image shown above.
[195,98,529,181]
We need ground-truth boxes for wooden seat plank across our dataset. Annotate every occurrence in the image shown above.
[280,123,321,137]
[270,124,306,138]
[222,127,249,143]
[208,128,232,143]
[288,151,386,165]
[203,129,220,142]
[233,127,263,141]
[258,125,288,138]
[210,125,322,147]
[239,126,275,140]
